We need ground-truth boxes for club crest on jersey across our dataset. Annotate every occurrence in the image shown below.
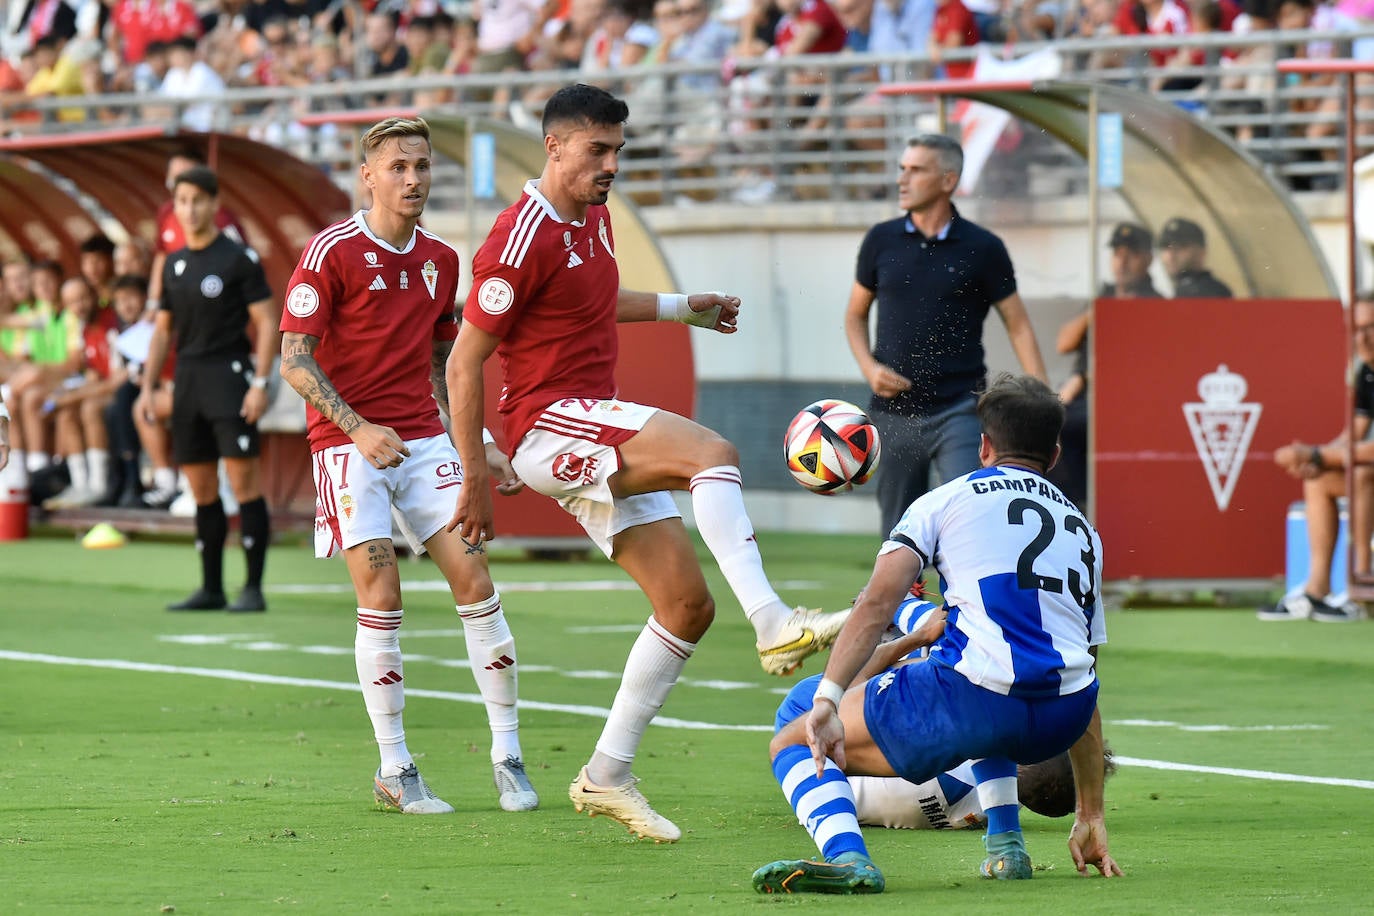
[173,259,186,276]
[421,259,438,299]
[399,270,408,290]
[286,283,319,318]
[598,217,615,259]
[477,277,514,315]
[201,275,223,298]
[339,493,355,520]
[365,251,379,266]
[551,452,599,486]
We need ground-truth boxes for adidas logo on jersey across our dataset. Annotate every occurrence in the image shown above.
[566,250,583,268]
[369,275,387,290]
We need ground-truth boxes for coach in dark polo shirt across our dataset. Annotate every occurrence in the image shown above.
[1157,217,1234,299]
[844,133,1049,536]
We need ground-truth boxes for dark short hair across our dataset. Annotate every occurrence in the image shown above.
[111,273,149,296]
[542,83,630,137]
[976,373,1064,469]
[173,165,219,198]
[80,233,115,256]
[1017,746,1116,818]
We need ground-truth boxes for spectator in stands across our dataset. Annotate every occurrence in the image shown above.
[110,0,202,66]
[361,9,410,106]
[15,0,80,45]
[103,274,158,507]
[1156,217,1234,297]
[1049,222,1161,511]
[472,0,555,115]
[158,35,227,131]
[24,33,94,123]
[1262,295,1374,623]
[581,0,657,90]
[929,0,980,80]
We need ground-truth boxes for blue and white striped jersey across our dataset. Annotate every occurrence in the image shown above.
[883,465,1106,698]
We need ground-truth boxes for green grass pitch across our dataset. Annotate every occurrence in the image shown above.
[2,531,1371,913]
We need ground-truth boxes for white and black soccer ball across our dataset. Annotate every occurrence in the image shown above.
[783,399,881,495]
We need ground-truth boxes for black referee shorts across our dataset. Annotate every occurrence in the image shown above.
[171,356,261,465]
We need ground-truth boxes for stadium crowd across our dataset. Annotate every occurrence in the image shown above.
[1,0,1370,152]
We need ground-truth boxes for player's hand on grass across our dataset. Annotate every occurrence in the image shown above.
[484,442,524,496]
[351,421,410,469]
[806,697,846,777]
[1069,815,1122,877]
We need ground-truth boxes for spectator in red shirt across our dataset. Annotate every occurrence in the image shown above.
[111,0,203,65]
[930,0,980,79]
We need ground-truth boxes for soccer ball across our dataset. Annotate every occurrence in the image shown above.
[783,399,881,495]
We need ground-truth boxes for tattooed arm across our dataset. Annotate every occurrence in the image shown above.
[280,330,411,467]
[430,336,453,416]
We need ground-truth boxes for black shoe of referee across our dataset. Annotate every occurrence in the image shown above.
[167,589,227,611]
[229,585,267,613]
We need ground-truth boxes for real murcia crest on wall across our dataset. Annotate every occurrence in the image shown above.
[1183,364,1261,512]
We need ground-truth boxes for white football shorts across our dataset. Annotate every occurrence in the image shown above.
[512,397,680,557]
[313,433,463,559]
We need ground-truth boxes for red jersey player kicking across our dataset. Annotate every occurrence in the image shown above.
[446,83,851,843]
[279,117,537,816]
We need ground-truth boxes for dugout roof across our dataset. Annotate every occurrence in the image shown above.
[880,79,1339,299]
[0,127,351,294]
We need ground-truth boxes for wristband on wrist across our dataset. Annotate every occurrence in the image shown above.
[1310,446,1324,471]
[146,298,160,312]
[812,677,845,710]
[250,376,269,390]
[481,427,496,446]
[657,291,723,329]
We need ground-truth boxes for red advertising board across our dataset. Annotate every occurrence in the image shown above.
[479,321,698,543]
[1093,298,1347,579]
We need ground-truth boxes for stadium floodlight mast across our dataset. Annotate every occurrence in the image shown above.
[1277,57,1374,603]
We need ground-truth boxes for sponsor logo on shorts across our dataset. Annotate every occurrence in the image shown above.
[876,669,895,695]
[552,452,600,486]
[477,277,515,315]
[201,274,223,298]
[434,461,462,490]
[286,283,320,318]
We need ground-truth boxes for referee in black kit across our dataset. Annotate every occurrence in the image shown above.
[137,166,280,612]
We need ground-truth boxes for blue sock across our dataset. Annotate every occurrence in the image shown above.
[772,744,869,861]
[972,757,1021,837]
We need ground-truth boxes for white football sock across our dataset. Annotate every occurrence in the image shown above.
[86,448,109,493]
[588,616,695,786]
[26,451,50,474]
[689,465,789,642]
[355,607,411,773]
[153,467,177,493]
[456,591,522,764]
[66,452,89,491]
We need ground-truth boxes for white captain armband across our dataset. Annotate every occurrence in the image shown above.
[481,427,496,446]
[812,678,845,711]
[656,292,721,328]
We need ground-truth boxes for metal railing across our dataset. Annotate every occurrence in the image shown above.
[6,26,1374,204]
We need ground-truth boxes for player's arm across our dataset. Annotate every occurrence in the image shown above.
[445,320,504,542]
[854,606,946,682]
[435,332,523,498]
[279,331,409,467]
[146,251,165,313]
[807,546,925,774]
[616,288,739,333]
[1067,654,1123,877]
[241,295,280,424]
[993,291,1049,384]
[135,309,174,423]
[1056,308,1090,354]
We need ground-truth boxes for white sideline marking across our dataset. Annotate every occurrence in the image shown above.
[5,648,1370,788]
[269,579,823,595]
[1114,756,1374,790]
[1111,718,1329,733]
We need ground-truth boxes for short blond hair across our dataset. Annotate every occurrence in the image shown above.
[360,116,432,162]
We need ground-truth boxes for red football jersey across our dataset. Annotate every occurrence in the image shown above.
[775,0,848,54]
[463,181,621,451]
[155,198,246,256]
[281,211,461,452]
